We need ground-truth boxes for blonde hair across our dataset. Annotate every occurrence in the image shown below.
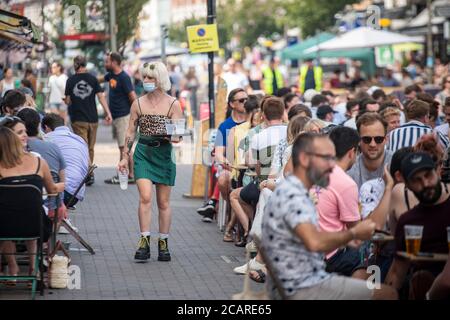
[304,119,326,133]
[139,61,171,91]
[0,127,24,168]
[380,107,400,121]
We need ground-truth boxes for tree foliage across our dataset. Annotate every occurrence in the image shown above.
[281,0,358,38]
[168,0,358,50]
[61,0,146,54]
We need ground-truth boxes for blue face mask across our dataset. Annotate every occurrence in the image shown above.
[143,82,156,93]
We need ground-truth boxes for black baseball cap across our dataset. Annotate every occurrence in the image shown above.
[316,105,337,118]
[401,152,436,181]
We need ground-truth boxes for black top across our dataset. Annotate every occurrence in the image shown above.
[65,72,103,123]
[104,71,134,120]
[395,193,450,255]
[0,157,43,238]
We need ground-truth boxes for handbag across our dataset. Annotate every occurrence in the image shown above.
[48,240,71,289]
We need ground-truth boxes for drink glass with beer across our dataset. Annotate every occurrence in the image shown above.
[404,225,423,255]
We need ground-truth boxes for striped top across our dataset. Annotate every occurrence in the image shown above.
[387,120,450,153]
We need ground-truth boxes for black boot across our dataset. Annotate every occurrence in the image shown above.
[158,238,171,261]
[134,235,150,262]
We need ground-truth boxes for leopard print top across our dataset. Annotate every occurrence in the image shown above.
[138,114,169,136]
[137,97,176,136]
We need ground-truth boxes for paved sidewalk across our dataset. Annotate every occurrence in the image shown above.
[0,124,263,300]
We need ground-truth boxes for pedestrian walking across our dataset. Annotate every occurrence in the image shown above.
[118,61,183,262]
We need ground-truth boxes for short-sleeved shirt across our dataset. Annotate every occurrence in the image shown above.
[262,175,331,298]
[27,137,66,174]
[250,124,287,180]
[44,126,89,200]
[214,116,244,148]
[270,138,288,175]
[359,178,385,220]
[104,71,134,119]
[316,165,361,258]
[347,150,393,189]
[65,72,103,123]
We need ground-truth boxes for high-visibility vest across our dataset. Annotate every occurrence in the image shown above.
[299,65,323,93]
[262,67,284,95]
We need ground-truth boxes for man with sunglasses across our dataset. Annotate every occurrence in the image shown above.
[261,132,397,300]
[348,113,393,189]
[197,88,248,220]
[316,127,394,279]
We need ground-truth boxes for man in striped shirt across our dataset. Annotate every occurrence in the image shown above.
[387,99,449,153]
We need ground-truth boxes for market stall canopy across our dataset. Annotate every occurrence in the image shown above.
[281,32,334,60]
[0,9,40,47]
[305,27,424,53]
[139,45,189,61]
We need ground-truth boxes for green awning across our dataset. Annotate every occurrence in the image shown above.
[281,32,334,61]
[301,47,373,60]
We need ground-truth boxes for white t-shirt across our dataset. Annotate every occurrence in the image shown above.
[48,74,68,104]
[250,124,287,179]
[359,178,385,219]
[222,71,249,95]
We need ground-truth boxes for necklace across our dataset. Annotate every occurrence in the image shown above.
[146,92,163,111]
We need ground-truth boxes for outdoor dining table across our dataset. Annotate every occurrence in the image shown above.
[396,251,449,262]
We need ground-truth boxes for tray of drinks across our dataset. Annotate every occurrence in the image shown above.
[396,251,449,262]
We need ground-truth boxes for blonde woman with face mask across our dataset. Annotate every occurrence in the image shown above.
[118,61,184,263]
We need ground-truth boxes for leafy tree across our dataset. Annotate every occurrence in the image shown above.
[282,0,358,38]
[62,0,147,54]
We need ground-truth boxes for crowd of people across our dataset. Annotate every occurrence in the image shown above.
[1,53,450,299]
[197,57,450,300]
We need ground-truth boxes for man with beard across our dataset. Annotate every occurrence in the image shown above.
[261,133,397,300]
[348,113,393,189]
[385,152,450,299]
[101,52,137,185]
[317,127,394,279]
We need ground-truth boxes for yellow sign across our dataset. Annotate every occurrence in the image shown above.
[186,24,219,53]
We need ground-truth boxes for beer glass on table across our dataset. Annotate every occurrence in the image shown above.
[404,225,423,255]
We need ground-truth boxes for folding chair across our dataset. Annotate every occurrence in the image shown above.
[60,164,97,255]
[0,180,46,299]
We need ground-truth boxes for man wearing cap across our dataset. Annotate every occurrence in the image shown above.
[299,59,323,93]
[385,152,450,299]
[316,105,337,123]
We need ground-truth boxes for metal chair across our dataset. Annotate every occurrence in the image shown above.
[60,164,97,255]
[0,180,46,299]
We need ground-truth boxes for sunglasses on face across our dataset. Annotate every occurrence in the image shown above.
[361,136,385,144]
[233,98,248,104]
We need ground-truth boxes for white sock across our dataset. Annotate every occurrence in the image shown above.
[159,233,169,240]
[141,231,151,237]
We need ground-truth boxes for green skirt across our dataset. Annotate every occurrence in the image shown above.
[134,137,176,186]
